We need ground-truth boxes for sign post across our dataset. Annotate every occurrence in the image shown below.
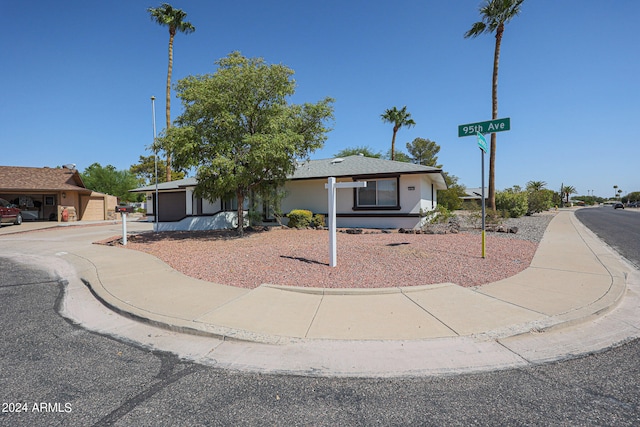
[458,118,511,259]
[477,132,487,258]
[116,206,134,246]
[325,177,367,267]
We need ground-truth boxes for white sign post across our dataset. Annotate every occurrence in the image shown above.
[325,177,367,267]
[121,212,128,246]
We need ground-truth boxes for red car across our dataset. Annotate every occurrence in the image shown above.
[0,198,23,226]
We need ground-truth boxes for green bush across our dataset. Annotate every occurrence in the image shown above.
[287,209,313,228]
[527,189,553,214]
[311,214,325,228]
[495,190,528,218]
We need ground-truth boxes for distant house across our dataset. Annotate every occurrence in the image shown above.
[0,165,117,221]
[131,155,448,231]
[461,187,488,206]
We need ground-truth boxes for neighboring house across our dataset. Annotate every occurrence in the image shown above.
[131,155,447,231]
[461,187,488,206]
[0,165,118,221]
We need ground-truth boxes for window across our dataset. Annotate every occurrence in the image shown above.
[222,196,238,211]
[356,178,398,208]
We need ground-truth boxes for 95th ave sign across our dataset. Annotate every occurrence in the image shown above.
[458,117,510,137]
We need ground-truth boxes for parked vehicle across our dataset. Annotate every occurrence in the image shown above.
[0,198,23,225]
[614,202,624,209]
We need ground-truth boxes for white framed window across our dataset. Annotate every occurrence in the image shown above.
[356,178,398,208]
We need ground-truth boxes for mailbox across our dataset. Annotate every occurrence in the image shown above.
[116,205,134,214]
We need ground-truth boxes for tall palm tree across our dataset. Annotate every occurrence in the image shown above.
[148,3,195,182]
[465,0,524,210]
[380,106,416,161]
[563,185,577,204]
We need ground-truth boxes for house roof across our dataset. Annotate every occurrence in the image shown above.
[130,156,449,192]
[290,155,447,188]
[131,177,198,193]
[462,187,488,200]
[0,166,91,193]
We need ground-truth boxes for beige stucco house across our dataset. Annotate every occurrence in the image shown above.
[0,165,118,221]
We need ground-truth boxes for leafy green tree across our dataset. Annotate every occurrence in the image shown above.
[163,52,334,236]
[380,106,415,161]
[465,0,524,211]
[81,163,141,202]
[148,3,195,182]
[384,149,412,163]
[334,146,382,158]
[624,191,640,203]
[406,137,442,167]
[437,173,466,211]
[129,155,185,185]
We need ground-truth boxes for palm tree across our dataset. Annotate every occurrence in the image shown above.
[465,0,524,210]
[380,106,416,161]
[526,180,547,192]
[148,3,195,182]
[563,185,577,205]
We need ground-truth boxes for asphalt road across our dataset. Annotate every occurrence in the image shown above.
[575,206,640,269]
[1,257,639,426]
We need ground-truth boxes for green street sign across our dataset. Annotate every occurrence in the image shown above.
[477,132,487,153]
[458,117,510,137]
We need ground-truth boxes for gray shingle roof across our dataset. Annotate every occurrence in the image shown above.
[290,155,443,180]
[131,156,448,192]
[131,177,198,192]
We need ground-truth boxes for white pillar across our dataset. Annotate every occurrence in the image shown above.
[121,212,128,246]
[327,177,337,267]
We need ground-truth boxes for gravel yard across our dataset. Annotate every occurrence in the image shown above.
[120,212,556,289]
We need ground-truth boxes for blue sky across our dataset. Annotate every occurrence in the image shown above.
[2,0,638,199]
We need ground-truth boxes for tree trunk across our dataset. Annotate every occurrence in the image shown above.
[391,128,398,161]
[236,191,245,237]
[165,33,174,182]
[489,24,504,211]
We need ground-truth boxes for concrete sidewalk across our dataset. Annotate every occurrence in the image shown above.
[2,210,639,377]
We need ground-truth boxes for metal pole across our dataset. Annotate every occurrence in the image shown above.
[481,147,486,258]
[151,96,158,232]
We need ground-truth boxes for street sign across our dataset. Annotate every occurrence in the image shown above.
[477,132,487,153]
[458,117,510,137]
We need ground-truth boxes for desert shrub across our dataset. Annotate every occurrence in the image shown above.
[420,205,459,233]
[527,189,553,214]
[311,214,325,228]
[287,209,313,228]
[495,190,528,218]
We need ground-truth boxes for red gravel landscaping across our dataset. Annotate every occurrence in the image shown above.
[120,228,538,289]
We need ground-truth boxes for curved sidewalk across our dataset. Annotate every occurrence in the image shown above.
[3,210,640,377]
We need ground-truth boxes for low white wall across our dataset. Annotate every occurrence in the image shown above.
[154,211,248,232]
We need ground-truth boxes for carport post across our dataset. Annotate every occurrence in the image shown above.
[325,178,366,267]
